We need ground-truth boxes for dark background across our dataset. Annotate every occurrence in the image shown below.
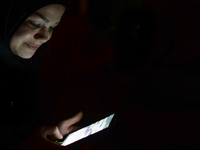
[39,0,200,149]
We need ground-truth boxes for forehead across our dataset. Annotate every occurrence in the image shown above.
[30,4,65,21]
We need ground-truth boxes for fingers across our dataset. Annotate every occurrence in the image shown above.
[21,126,67,150]
[58,111,83,128]
[58,111,83,135]
[40,126,63,140]
[65,111,83,126]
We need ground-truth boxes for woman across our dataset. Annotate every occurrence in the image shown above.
[0,0,83,149]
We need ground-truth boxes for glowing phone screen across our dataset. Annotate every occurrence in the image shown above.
[61,114,115,146]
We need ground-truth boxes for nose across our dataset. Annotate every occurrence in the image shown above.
[34,28,52,43]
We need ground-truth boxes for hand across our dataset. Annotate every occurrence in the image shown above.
[21,126,69,150]
[20,112,84,150]
[58,111,83,136]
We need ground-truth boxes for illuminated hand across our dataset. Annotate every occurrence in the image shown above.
[20,112,84,150]
[58,111,83,136]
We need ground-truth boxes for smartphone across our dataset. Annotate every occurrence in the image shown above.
[59,113,116,146]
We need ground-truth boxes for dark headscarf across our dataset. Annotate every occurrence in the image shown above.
[0,0,68,46]
[0,0,69,149]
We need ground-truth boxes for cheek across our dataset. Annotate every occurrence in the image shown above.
[9,27,35,53]
[12,22,36,43]
[13,28,34,42]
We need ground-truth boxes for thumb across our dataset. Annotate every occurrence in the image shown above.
[58,111,83,135]
[41,126,63,140]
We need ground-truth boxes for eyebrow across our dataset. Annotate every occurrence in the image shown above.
[34,12,60,25]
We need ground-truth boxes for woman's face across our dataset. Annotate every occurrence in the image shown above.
[9,4,65,59]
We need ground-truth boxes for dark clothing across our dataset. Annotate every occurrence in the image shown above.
[0,38,42,149]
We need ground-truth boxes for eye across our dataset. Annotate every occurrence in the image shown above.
[49,26,56,31]
[28,20,57,31]
[50,25,59,31]
[28,20,41,28]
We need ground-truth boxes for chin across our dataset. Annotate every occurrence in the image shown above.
[11,47,35,59]
[17,52,35,59]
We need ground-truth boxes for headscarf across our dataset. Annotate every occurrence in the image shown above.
[0,0,68,46]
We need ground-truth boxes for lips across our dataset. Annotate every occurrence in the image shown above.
[25,43,39,51]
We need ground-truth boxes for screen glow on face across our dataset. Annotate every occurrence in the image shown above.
[61,114,115,146]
